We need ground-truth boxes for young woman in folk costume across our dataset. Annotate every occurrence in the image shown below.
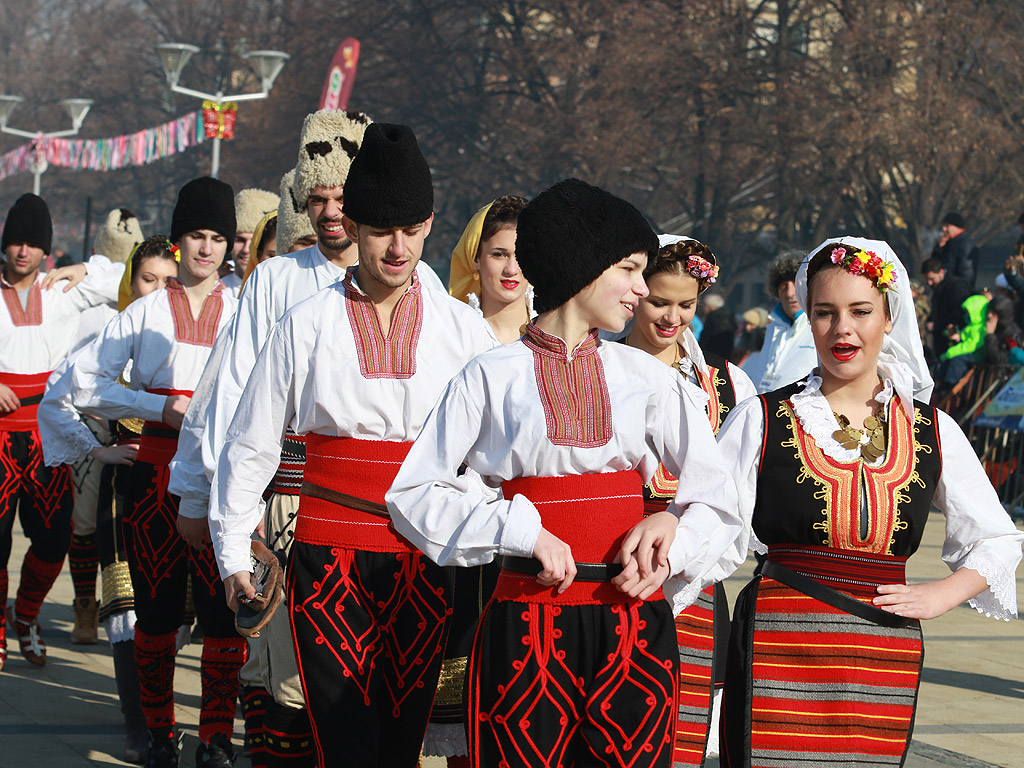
[419,195,532,767]
[70,178,244,768]
[622,235,755,765]
[717,237,1023,768]
[389,178,744,768]
[39,236,177,763]
[449,195,532,344]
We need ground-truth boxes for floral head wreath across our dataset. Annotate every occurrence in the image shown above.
[165,239,180,260]
[829,245,896,293]
[686,253,718,285]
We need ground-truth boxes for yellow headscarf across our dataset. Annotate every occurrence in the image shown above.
[241,210,278,290]
[117,239,179,312]
[116,242,142,312]
[448,202,494,304]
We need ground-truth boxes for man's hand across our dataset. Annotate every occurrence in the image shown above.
[224,570,256,613]
[41,263,87,291]
[176,514,211,551]
[532,528,577,593]
[162,395,191,430]
[613,510,677,599]
[0,383,20,415]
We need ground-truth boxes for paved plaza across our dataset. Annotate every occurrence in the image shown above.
[0,510,1020,768]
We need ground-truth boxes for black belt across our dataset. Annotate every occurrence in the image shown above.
[759,559,917,629]
[18,393,43,407]
[501,556,623,582]
[141,425,180,440]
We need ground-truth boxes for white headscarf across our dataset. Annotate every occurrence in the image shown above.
[654,233,709,371]
[795,236,934,414]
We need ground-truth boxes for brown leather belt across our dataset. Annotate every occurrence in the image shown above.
[300,480,390,519]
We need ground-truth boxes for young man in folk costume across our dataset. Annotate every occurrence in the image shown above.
[622,234,756,764]
[71,178,243,768]
[170,109,376,767]
[0,193,122,671]
[388,178,744,768]
[717,238,1023,767]
[209,122,494,767]
[220,188,279,298]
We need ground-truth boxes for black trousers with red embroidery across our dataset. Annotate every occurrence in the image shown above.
[0,429,73,635]
[288,544,453,768]
[467,598,679,768]
[125,461,245,743]
[123,460,234,636]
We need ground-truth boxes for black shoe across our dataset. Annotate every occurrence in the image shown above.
[195,734,235,768]
[144,735,179,768]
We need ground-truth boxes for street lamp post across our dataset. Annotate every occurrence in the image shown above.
[155,43,289,178]
[0,96,94,195]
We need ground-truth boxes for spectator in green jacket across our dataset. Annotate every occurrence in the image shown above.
[935,293,989,396]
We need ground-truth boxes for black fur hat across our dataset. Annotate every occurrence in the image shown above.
[342,123,433,229]
[516,178,658,314]
[2,194,52,255]
[170,177,236,244]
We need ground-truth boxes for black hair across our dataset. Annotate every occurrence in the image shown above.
[765,250,803,296]
[130,235,175,278]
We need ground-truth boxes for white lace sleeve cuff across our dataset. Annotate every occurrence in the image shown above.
[48,428,102,467]
[749,529,768,555]
[961,550,1019,621]
[666,574,706,617]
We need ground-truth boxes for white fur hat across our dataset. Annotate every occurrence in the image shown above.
[277,168,315,252]
[293,109,372,210]
[92,208,144,265]
[234,188,280,234]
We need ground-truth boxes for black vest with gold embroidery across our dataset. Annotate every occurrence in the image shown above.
[644,351,738,514]
[753,381,943,557]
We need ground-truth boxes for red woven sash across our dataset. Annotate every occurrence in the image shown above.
[0,371,50,432]
[496,470,661,605]
[295,435,414,552]
[136,388,193,466]
[766,544,908,599]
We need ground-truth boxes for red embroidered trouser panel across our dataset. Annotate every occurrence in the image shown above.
[125,461,244,739]
[288,543,453,768]
[468,598,679,768]
[0,429,73,635]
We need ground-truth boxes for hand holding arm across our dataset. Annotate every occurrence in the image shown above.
[613,510,677,599]
[41,263,87,292]
[89,443,138,465]
[162,395,191,430]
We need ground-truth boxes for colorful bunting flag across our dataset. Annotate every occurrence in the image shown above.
[0,110,206,182]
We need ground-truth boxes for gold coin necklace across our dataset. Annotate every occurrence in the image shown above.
[832,410,887,461]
